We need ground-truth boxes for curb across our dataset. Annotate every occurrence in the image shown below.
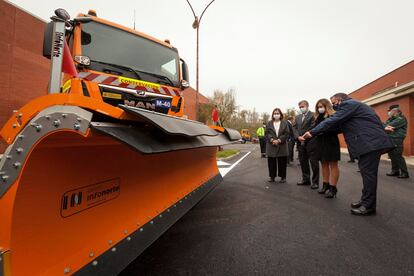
[217,150,241,161]
[340,148,414,168]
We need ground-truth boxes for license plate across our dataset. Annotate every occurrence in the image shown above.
[155,99,172,108]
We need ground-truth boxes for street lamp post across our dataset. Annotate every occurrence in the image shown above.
[186,0,215,119]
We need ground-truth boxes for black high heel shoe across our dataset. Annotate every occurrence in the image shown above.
[318,182,330,194]
[325,185,337,198]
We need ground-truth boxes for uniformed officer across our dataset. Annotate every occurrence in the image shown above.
[257,123,266,157]
[384,105,409,179]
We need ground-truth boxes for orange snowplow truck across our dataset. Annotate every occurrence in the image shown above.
[0,9,240,276]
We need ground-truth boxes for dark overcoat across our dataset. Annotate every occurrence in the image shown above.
[265,120,289,157]
[293,111,315,138]
[310,99,394,157]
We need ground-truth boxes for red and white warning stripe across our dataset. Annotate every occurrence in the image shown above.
[78,72,181,97]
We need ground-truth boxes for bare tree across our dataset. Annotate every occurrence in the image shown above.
[211,88,237,126]
[249,108,259,124]
[261,112,270,123]
[197,102,214,124]
[285,107,298,119]
[199,88,272,138]
[239,109,248,124]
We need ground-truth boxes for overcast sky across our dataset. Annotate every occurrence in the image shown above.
[8,0,414,114]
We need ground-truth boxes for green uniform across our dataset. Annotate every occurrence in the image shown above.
[385,114,408,175]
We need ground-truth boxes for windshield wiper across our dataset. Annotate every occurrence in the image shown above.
[135,70,175,87]
[89,60,142,80]
[89,60,175,87]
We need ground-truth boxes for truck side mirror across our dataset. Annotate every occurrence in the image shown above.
[180,59,190,88]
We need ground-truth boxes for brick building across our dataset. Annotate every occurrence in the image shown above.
[342,60,414,156]
[0,1,50,152]
[182,87,210,121]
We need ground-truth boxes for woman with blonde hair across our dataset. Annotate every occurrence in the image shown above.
[310,98,341,198]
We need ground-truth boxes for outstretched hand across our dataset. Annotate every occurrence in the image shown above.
[384,125,395,133]
[303,131,313,139]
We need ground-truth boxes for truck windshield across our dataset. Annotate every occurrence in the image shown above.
[80,21,180,87]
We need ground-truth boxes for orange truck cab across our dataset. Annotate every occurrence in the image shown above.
[43,10,189,117]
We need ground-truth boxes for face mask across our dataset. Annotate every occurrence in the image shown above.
[300,107,308,114]
[332,101,340,111]
[318,107,326,114]
[273,114,281,120]
[388,111,393,117]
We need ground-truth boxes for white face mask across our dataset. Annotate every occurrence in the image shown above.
[300,107,308,114]
[388,111,396,117]
[273,114,281,120]
[318,107,326,114]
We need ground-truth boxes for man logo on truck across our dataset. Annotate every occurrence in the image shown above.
[124,99,156,110]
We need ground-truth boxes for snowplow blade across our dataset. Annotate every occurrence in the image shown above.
[91,122,237,154]
[119,105,220,137]
[0,105,239,276]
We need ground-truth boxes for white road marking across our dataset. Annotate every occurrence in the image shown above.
[218,151,251,177]
[217,160,231,167]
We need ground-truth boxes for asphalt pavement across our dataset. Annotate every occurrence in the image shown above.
[121,143,414,276]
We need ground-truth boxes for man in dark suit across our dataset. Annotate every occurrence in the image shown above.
[303,93,394,216]
[293,100,320,189]
[286,117,296,165]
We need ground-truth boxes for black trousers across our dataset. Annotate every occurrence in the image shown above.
[349,152,357,162]
[268,156,287,179]
[259,137,266,154]
[297,143,319,184]
[358,150,382,209]
[288,140,295,162]
[388,139,408,174]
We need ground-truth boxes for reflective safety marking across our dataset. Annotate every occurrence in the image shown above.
[78,72,181,97]
[94,74,110,83]
[101,76,118,85]
[119,76,160,90]
[102,92,122,100]
[62,80,71,93]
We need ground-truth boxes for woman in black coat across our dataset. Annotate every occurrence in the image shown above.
[310,99,341,198]
[266,108,290,183]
